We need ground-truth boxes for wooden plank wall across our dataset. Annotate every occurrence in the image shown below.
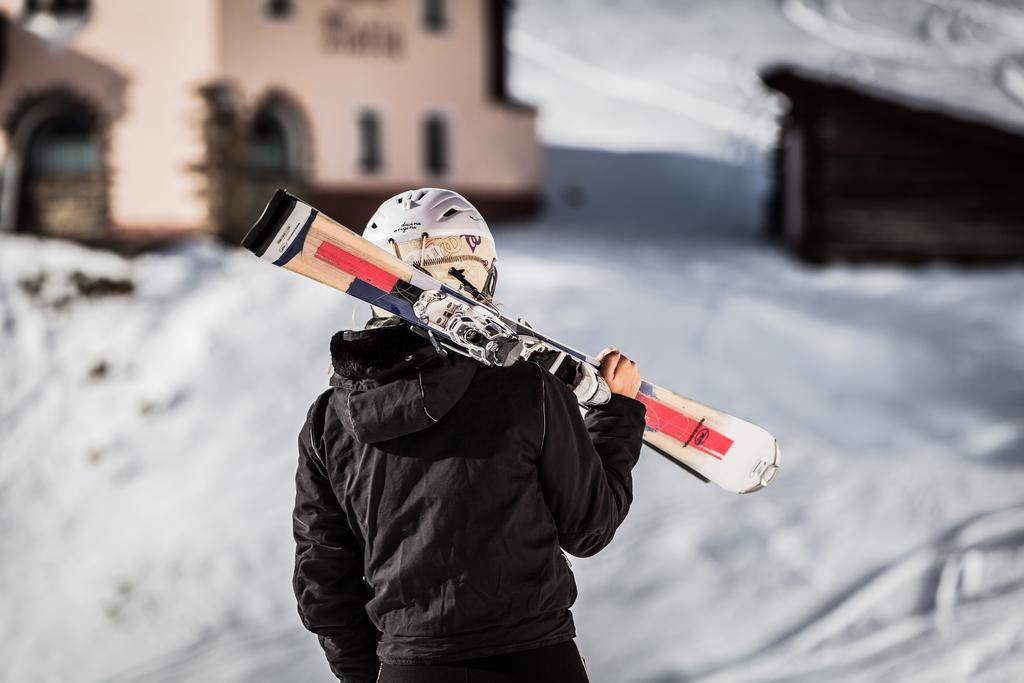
[805,98,1024,261]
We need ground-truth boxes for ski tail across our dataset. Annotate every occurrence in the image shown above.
[240,189,423,303]
[638,382,781,493]
[242,188,297,258]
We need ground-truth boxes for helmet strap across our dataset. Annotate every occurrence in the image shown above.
[448,267,488,303]
[387,238,401,260]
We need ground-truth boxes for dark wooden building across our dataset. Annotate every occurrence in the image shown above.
[762,66,1024,262]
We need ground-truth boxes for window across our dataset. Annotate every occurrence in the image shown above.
[423,0,448,33]
[26,115,99,175]
[25,0,89,16]
[263,0,294,20]
[358,110,382,174]
[249,112,290,176]
[423,113,448,176]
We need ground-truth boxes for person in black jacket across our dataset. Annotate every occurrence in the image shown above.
[292,189,647,683]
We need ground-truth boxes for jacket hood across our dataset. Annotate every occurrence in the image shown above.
[329,324,478,443]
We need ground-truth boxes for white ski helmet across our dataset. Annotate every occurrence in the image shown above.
[364,188,498,299]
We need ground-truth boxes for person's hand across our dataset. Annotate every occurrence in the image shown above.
[596,348,641,399]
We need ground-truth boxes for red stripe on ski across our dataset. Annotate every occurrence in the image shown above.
[636,394,734,459]
[314,242,400,293]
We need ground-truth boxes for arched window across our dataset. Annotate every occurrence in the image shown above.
[358,110,382,174]
[13,100,108,237]
[26,114,99,175]
[423,113,448,176]
[248,111,289,177]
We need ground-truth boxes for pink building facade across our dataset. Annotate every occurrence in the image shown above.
[0,0,540,241]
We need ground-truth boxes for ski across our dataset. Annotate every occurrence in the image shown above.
[242,190,780,494]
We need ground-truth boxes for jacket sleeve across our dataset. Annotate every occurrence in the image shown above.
[293,394,381,683]
[536,369,648,558]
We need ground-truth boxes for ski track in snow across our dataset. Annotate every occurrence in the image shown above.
[690,505,1024,682]
[776,0,1024,131]
[508,29,778,151]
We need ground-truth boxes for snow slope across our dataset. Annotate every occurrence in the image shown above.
[2,210,1024,682]
[511,0,1024,155]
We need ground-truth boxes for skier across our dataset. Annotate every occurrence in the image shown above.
[292,188,647,683]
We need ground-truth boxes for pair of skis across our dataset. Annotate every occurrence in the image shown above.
[242,190,780,494]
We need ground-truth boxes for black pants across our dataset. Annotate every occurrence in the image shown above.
[377,641,590,683]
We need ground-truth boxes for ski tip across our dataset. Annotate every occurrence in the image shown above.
[241,188,298,257]
[740,440,781,494]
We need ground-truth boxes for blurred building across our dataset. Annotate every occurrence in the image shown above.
[763,65,1024,262]
[0,0,539,243]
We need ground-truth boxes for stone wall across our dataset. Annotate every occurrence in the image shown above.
[764,68,1024,262]
[3,88,111,240]
[197,84,309,244]
[21,172,109,238]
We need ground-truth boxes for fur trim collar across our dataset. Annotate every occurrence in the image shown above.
[329,323,438,385]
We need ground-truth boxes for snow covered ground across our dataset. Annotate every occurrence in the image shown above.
[3,1,1024,681]
[3,195,1024,683]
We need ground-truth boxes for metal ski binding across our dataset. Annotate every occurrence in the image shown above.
[413,290,524,367]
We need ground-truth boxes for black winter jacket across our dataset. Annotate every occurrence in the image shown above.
[293,323,646,682]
